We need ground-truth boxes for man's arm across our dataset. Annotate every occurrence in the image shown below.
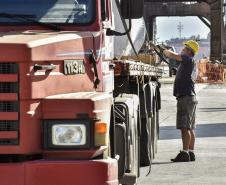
[163,50,183,62]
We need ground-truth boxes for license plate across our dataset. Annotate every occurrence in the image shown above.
[64,60,85,75]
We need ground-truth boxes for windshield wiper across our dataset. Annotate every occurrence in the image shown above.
[0,12,61,31]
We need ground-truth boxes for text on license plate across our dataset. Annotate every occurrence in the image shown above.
[64,60,85,75]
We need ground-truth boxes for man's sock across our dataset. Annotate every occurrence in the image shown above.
[182,150,189,153]
[189,149,194,153]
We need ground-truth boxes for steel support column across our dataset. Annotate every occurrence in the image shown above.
[145,16,156,41]
[210,0,223,61]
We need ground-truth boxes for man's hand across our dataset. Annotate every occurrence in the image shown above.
[163,50,182,61]
[149,42,166,53]
[163,50,171,57]
[156,45,166,53]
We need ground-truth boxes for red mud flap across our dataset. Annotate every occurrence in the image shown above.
[0,158,118,185]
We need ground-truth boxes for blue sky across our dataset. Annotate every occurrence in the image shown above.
[156,16,210,42]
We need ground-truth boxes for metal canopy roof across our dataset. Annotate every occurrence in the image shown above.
[144,0,208,2]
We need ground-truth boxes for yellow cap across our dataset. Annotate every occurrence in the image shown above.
[183,40,199,55]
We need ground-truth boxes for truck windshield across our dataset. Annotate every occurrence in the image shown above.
[0,0,95,24]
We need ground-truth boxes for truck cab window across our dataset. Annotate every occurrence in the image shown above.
[0,0,95,25]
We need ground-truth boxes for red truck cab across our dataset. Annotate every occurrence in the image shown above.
[0,0,118,185]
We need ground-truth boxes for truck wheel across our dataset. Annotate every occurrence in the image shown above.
[151,104,159,158]
[151,112,156,159]
[140,118,152,166]
[155,110,160,151]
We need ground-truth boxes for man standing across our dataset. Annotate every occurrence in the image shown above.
[162,40,199,162]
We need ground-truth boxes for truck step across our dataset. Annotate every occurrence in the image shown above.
[119,173,137,185]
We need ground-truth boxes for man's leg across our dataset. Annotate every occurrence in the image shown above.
[189,129,195,150]
[188,96,197,161]
[171,128,191,162]
[189,129,196,161]
[181,128,191,151]
[172,97,192,162]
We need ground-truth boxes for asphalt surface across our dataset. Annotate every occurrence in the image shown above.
[138,83,226,185]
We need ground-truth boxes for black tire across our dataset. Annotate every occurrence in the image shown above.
[156,109,160,139]
[151,112,156,159]
[154,112,158,155]
[152,102,159,159]
[140,118,152,166]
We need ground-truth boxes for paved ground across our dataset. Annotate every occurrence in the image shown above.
[139,83,226,185]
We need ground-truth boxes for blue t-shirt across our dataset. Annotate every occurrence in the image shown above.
[173,54,195,97]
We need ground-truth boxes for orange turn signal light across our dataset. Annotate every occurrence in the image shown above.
[95,122,107,134]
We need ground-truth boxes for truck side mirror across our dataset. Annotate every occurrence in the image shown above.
[120,0,144,19]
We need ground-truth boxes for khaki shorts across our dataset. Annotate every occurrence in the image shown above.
[176,96,198,130]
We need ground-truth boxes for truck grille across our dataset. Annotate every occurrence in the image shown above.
[0,139,18,145]
[0,63,18,74]
[0,63,19,145]
[0,82,18,93]
[0,121,18,131]
[0,102,18,112]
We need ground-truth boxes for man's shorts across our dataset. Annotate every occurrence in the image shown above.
[176,95,198,130]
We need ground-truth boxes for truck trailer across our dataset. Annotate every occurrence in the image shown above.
[0,0,162,184]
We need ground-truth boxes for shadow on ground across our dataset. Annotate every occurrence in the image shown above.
[160,123,226,140]
[199,107,226,112]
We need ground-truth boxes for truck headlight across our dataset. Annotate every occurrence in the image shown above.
[52,125,86,146]
[43,119,91,149]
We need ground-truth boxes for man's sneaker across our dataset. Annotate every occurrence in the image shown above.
[189,151,196,161]
[171,151,190,162]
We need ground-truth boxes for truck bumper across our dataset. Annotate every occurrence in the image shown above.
[0,158,118,185]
